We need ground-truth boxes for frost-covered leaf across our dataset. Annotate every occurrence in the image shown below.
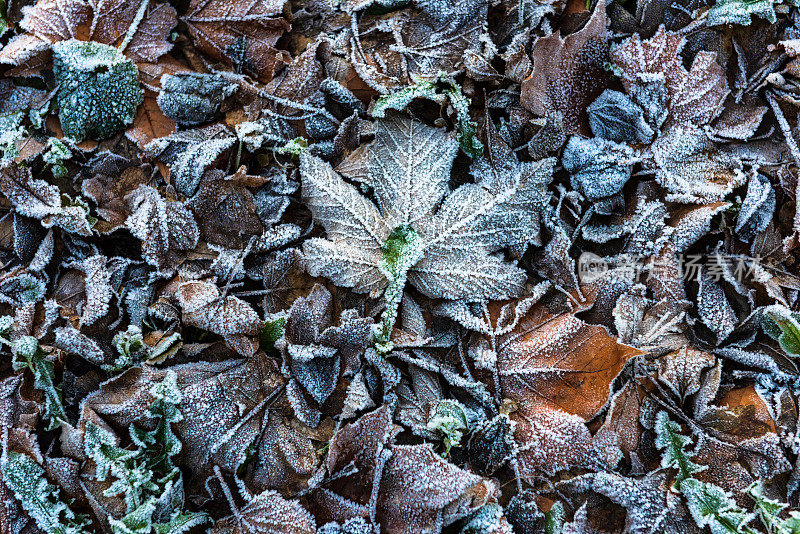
[378,444,497,532]
[2,451,89,534]
[211,490,316,534]
[493,300,642,476]
[654,411,705,488]
[124,184,199,272]
[305,114,551,305]
[181,0,290,82]
[390,0,487,81]
[12,336,67,430]
[279,284,372,422]
[176,280,262,355]
[372,80,442,118]
[680,479,756,534]
[144,124,236,197]
[157,73,237,127]
[53,39,143,141]
[708,0,778,25]
[0,162,94,235]
[588,89,654,143]
[761,304,800,356]
[736,172,775,242]
[185,169,264,249]
[65,254,112,327]
[610,27,728,127]
[651,125,745,203]
[562,136,636,213]
[311,407,497,532]
[696,272,738,345]
[520,1,608,135]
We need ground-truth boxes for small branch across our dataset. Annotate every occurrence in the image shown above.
[118,0,150,55]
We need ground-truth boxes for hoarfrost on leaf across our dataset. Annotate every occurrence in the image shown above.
[587,89,654,143]
[53,39,143,141]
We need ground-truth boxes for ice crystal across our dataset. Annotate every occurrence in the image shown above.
[53,39,143,142]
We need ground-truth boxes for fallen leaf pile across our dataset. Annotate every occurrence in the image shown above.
[3,0,800,533]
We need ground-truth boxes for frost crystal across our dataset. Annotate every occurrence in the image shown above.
[52,39,143,142]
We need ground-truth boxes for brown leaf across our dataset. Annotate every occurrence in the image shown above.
[126,92,177,149]
[88,0,176,63]
[520,1,608,135]
[17,0,91,44]
[310,406,496,532]
[212,489,316,534]
[377,444,497,533]
[610,26,728,127]
[494,299,643,476]
[80,356,291,489]
[182,0,291,82]
[176,280,263,356]
[186,170,263,249]
[81,165,150,233]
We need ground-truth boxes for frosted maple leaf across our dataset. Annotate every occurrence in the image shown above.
[301,113,553,349]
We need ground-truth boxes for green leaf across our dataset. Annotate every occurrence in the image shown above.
[371,77,483,158]
[446,82,483,159]
[105,326,149,372]
[0,0,7,37]
[258,317,286,356]
[43,138,72,179]
[153,511,209,534]
[762,306,800,357]
[545,501,565,534]
[456,503,508,534]
[707,0,777,25]
[2,452,89,534]
[680,479,757,534]
[53,40,143,142]
[374,224,425,352]
[0,110,27,160]
[129,371,183,479]
[109,499,156,534]
[427,399,469,454]
[84,422,156,513]
[372,81,441,118]
[12,336,67,430]
[654,411,705,488]
[276,137,308,156]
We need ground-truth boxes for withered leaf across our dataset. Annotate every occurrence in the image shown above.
[124,184,199,272]
[610,26,728,127]
[494,299,643,476]
[212,489,316,534]
[520,2,608,135]
[182,0,291,82]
